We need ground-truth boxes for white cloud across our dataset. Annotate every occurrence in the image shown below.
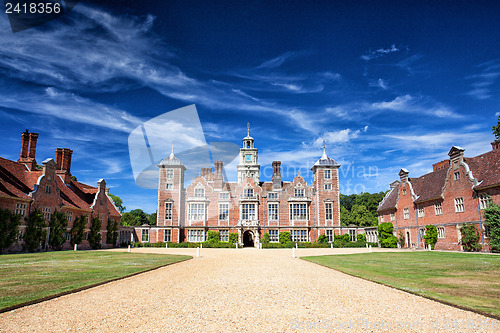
[466,60,500,100]
[314,129,361,147]
[361,44,400,61]
[371,95,462,119]
[369,78,388,90]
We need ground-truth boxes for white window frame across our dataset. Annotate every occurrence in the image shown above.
[165,183,173,190]
[164,229,172,242]
[402,188,407,196]
[390,213,396,221]
[141,229,149,243]
[291,229,308,242]
[15,203,27,217]
[434,202,443,216]
[165,202,173,220]
[219,192,230,200]
[244,188,254,197]
[219,230,229,242]
[380,215,385,223]
[454,171,460,181]
[41,207,51,220]
[324,184,332,190]
[289,203,308,221]
[188,203,205,221]
[269,229,279,242]
[268,192,278,200]
[418,207,425,218]
[241,203,257,221]
[479,193,492,210]
[403,208,409,220]
[437,227,445,239]
[268,203,278,221]
[349,229,356,242]
[326,229,334,242]
[454,197,464,213]
[219,203,229,221]
[194,188,205,198]
[187,229,205,242]
[324,169,331,179]
[166,169,174,179]
[325,202,333,220]
[294,188,305,197]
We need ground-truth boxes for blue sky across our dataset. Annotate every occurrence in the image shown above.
[0,1,499,213]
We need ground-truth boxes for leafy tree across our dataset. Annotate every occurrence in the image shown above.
[423,225,438,250]
[206,230,219,244]
[351,204,374,227]
[0,208,21,252]
[88,217,102,249]
[484,203,500,253]
[492,115,500,140]
[109,194,126,213]
[71,215,87,247]
[229,232,238,244]
[279,231,291,244]
[262,232,270,244]
[24,210,47,252]
[459,223,481,252]
[148,212,157,226]
[398,231,406,248]
[48,210,68,251]
[340,206,352,226]
[120,209,149,226]
[377,222,397,248]
[317,234,328,243]
[106,220,118,246]
[357,233,366,242]
[340,194,357,211]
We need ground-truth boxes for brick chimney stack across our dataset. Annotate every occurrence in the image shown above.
[55,148,73,183]
[432,160,450,172]
[492,140,500,150]
[214,161,223,189]
[18,130,38,171]
[272,161,282,189]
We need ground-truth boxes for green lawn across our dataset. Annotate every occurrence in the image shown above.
[0,251,191,310]
[302,252,500,318]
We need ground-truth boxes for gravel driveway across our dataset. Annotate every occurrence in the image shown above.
[1,247,498,332]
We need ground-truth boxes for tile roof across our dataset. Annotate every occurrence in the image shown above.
[377,184,399,212]
[412,167,448,203]
[465,149,500,189]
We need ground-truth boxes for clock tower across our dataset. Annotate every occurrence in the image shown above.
[237,123,260,184]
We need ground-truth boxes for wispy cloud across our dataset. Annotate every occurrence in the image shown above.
[466,60,500,100]
[361,44,400,61]
[257,51,306,69]
[371,95,462,119]
[369,78,388,90]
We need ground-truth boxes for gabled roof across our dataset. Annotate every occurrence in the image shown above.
[377,184,399,212]
[465,149,500,189]
[412,167,448,203]
[0,157,33,200]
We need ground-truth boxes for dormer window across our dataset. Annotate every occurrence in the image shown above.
[294,188,305,197]
[219,192,230,200]
[195,188,205,198]
[402,188,407,196]
[244,188,254,197]
[268,192,278,200]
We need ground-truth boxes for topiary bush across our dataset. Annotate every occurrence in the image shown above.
[377,222,398,248]
[423,225,438,249]
[279,231,291,244]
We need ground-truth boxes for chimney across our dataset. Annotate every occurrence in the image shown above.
[18,130,38,171]
[432,160,450,172]
[448,146,465,169]
[399,168,409,182]
[214,161,223,189]
[492,140,500,150]
[55,148,73,183]
[272,161,282,189]
[20,130,29,159]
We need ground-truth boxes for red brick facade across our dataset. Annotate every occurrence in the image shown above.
[0,131,123,252]
[378,142,500,251]
[134,134,367,247]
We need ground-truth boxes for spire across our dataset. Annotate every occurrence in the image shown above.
[322,140,327,159]
[171,144,174,155]
[247,122,250,137]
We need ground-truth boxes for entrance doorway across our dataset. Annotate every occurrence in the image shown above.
[406,231,411,248]
[243,230,254,247]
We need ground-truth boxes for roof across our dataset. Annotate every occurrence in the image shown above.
[465,149,500,189]
[312,149,340,168]
[0,157,32,200]
[412,167,448,203]
[377,184,399,212]
[158,150,184,167]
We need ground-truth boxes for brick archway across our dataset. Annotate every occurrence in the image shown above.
[243,230,254,247]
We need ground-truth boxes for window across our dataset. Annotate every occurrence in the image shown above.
[165,183,173,190]
[484,225,491,238]
[479,193,492,210]
[403,208,409,220]
[219,192,230,200]
[390,213,396,221]
[268,192,278,200]
[326,229,334,242]
[165,203,172,220]
[241,203,256,220]
[15,203,26,216]
[219,203,229,221]
[418,207,425,218]
[269,230,279,242]
[419,228,425,238]
[290,203,308,220]
[380,215,384,223]
[141,229,149,242]
[291,229,308,242]
[245,154,252,162]
[187,229,205,242]
[188,203,205,221]
[434,202,443,215]
[294,188,305,197]
[325,203,333,220]
[66,211,73,223]
[219,230,229,242]
[437,227,445,239]
[164,229,172,242]
[268,203,278,220]
[324,184,332,190]
[244,188,254,197]
[195,188,205,198]
[324,170,331,179]
[41,207,51,220]
[166,169,174,179]
[402,188,407,196]
[454,197,464,213]
[45,185,52,194]
[349,229,356,242]
[65,232,71,241]
[454,171,460,181]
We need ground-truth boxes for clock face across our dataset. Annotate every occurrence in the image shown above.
[245,154,252,162]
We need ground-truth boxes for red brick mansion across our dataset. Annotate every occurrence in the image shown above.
[134,128,354,247]
[377,141,500,251]
[0,131,123,252]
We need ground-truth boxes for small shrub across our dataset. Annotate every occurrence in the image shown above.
[460,223,481,252]
[279,231,291,244]
[423,225,438,249]
[377,222,397,248]
[317,234,328,244]
[262,232,270,244]
[484,203,500,253]
[229,232,238,244]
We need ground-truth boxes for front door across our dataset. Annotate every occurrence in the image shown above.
[243,230,254,247]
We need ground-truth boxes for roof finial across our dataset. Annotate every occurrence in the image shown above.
[298,170,301,177]
[247,122,250,137]
[323,140,326,154]
[171,144,174,155]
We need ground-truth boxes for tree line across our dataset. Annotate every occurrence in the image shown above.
[340,192,387,227]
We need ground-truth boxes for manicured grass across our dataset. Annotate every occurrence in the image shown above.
[0,251,191,310]
[302,252,500,318]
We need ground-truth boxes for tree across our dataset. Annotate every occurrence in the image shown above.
[120,209,149,226]
[148,212,157,226]
[492,115,500,140]
[279,231,291,244]
[317,234,328,243]
[484,203,500,253]
[229,232,238,244]
[459,223,481,252]
[262,232,270,244]
[351,204,374,227]
[24,210,47,252]
[0,208,21,252]
[106,220,118,246]
[48,210,68,251]
[88,217,102,249]
[71,215,87,247]
[109,194,125,213]
[377,222,397,248]
[423,225,438,250]
[340,206,352,226]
